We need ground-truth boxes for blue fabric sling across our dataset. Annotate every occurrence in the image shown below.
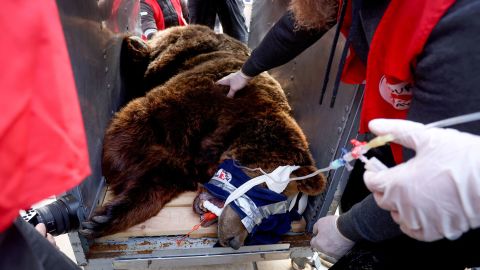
[203,159,301,245]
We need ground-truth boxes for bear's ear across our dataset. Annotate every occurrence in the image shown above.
[120,36,151,100]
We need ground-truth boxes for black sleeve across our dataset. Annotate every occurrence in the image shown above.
[405,0,480,140]
[241,11,332,77]
[140,1,158,39]
[337,194,402,242]
[336,0,480,243]
[0,217,80,270]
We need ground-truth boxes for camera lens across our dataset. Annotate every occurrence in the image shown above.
[34,194,81,236]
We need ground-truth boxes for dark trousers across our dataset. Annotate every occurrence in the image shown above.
[187,0,248,43]
[331,229,480,270]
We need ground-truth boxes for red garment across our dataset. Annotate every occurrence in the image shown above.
[0,1,90,232]
[340,0,456,163]
[144,0,186,30]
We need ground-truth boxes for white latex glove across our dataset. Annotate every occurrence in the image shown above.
[364,119,480,242]
[310,215,355,263]
[216,70,252,98]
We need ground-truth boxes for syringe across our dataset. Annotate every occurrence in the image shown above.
[205,112,480,214]
[340,112,480,172]
[296,111,480,176]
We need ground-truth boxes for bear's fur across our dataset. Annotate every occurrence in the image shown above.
[81,25,326,243]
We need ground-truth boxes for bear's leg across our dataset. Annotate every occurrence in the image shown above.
[80,186,181,238]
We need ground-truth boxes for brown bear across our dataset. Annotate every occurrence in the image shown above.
[80,25,326,247]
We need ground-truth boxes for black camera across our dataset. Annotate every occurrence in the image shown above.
[21,194,82,236]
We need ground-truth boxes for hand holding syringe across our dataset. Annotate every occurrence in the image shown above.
[202,112,480,216]
[343,111,480,173]
[363,115,480,242]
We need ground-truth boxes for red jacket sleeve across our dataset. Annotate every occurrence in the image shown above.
[0,0,91,232]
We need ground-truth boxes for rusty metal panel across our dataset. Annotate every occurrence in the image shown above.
[89,236,219,259]
[248,0,363,231]
[86,238,290,269]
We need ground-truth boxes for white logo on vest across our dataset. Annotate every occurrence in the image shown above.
[213,168,232,182]
[378,76,412,110]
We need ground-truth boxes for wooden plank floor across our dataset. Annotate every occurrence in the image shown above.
[99,191,305,240]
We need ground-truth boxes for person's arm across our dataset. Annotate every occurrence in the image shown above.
[338,0,480,240]
[140,1,158,40]
[310,191,402,264]
[217,10,334,97]
[364,119,480,241]
[361,0,480,240]
[311,0,480,257]
[0,217,80,270]
[402,0,480,140]
[242,11,332,77]
[336,193,402,242]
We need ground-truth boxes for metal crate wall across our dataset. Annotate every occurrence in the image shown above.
[54,0,363,267]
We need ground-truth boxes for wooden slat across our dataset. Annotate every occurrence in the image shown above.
[102,191,197,207]
[99,191,306,240]
[99,206,216,240]
[165,192,197,207]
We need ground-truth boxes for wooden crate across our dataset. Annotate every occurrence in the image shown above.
[99,191,306,240]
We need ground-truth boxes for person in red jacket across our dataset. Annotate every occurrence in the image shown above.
[140,0,187,40]
[217,0,480,268]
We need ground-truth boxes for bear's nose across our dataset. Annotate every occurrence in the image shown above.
[228,237,241,250]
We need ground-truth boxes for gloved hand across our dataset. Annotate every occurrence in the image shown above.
[310,215,355,263]
[216,70,252,98]
[364,119,480,242]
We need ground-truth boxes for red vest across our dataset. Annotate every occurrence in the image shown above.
[340,0,456,162]
[144,0,186,30]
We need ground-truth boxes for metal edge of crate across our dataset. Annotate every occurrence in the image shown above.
[84,243,291,270]
[308,84,364,225]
